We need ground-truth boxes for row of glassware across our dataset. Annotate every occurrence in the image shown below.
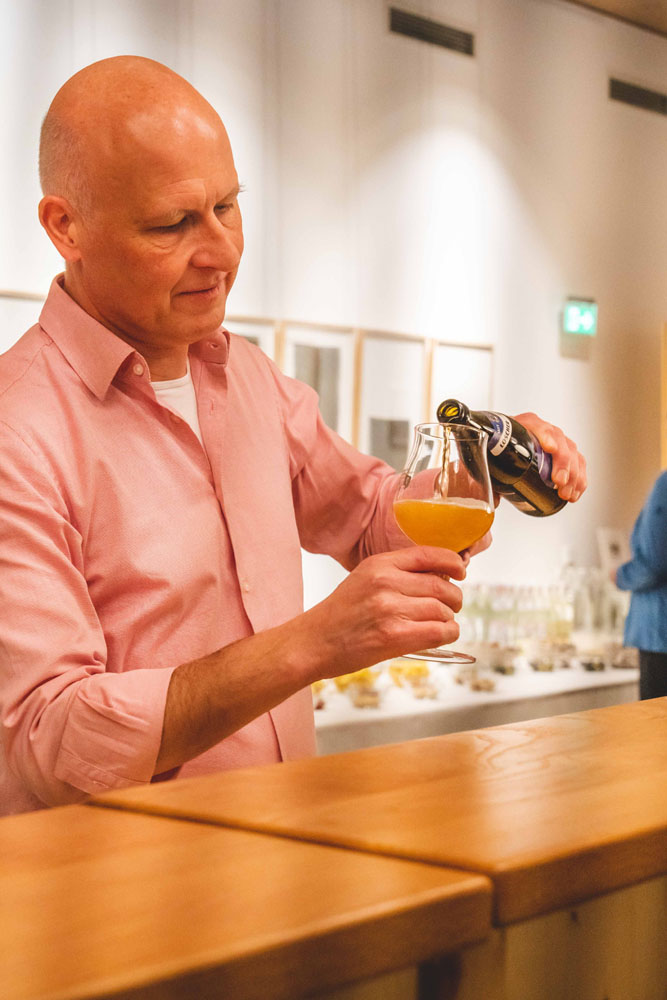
[456,570,630,647]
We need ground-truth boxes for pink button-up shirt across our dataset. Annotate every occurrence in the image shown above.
[0,277,397,815]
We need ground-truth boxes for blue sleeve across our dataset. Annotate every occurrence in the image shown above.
[616,471,667,592]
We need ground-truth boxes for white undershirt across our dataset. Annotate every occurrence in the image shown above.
[152,362,204,445]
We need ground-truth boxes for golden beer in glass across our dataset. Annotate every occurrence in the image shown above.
[393,423,494,663]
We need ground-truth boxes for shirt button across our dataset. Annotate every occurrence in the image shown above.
[133,363,144,376]
[242,581,251,593]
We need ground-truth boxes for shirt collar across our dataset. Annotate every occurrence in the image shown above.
[39,275,230,400]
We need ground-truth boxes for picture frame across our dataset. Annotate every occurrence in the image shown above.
[281,322,355,442]
[357,332,427,468]
[597,527,630,576]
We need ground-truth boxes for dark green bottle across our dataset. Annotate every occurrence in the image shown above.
[437,399,567,517]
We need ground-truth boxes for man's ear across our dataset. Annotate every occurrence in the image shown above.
[38,196,82,262]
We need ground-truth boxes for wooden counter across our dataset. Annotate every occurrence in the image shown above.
[93,699,667,924]
[0,803,491,1000]
[7,700,667,999]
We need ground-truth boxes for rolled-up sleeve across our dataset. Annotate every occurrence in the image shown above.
[0,422,173,806]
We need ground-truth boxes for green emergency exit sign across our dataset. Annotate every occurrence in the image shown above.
[563,300,597,336]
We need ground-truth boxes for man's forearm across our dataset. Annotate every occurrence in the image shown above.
[154,621,319,775]
[154,545,468,775]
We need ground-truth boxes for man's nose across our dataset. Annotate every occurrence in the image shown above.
[191,215,243,270]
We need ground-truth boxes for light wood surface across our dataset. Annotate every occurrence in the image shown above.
[0,804,491,1000]
[568,0,667,36]
[93,699,667,924]
[450,875,667,1000]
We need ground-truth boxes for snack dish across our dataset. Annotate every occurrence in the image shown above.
[334,667,382,708]
[454,664,497,692]
[389,659,438,699]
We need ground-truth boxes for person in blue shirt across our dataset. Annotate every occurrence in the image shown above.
[615,469,667,700]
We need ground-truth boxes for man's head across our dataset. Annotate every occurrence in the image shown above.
[38,56,244,376]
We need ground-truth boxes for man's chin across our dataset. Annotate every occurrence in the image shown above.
[175,302,227,340]
[183,315,227,345]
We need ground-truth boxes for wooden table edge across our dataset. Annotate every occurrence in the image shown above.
[87,799,667,929]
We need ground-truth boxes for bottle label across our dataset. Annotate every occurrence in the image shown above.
[485,411,555,487]
[534,442,555,487]
[487,413,512,456]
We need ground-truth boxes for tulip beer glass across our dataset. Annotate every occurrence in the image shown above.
[393,423,495,663]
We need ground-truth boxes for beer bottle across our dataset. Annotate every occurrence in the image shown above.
[437,399,567,517]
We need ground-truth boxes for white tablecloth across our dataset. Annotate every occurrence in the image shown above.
[314,660,639,756]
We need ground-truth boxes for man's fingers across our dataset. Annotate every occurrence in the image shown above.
[398,596,458,624]
[462,530,493,560]
[515,412,587,503]
[391,544,466,580]
[553,441,587,501]
[406,619,461,651]
[393,572,463,613]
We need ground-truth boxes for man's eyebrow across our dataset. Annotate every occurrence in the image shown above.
[139,184,245,225]
[139,209,181,226]
[219,183,244,201]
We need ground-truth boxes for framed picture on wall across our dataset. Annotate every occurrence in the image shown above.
[358,333,427,469]
[226,318,277,360]
[281,323,355,442]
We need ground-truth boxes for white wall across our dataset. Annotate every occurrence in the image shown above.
[1,0,666,590]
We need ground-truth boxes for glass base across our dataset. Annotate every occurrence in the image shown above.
[402,648,477,665]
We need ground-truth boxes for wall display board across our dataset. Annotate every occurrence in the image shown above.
[281,322,356,442]
[357,333,427,469]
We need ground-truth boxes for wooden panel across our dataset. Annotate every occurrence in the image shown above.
[93,699,667,925]
[453,876,667,1000]
[568,0,667,36]
[0,804,491,1000]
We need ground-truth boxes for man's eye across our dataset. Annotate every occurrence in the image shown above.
[156,219,186,231]
[215,201,235,215]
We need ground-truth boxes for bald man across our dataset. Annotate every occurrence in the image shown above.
[0,57,586,814]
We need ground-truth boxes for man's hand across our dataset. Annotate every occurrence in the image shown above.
[461,529,493,565]
[515,412,587,502]
[301,546,466,678]
[156,546,465,773]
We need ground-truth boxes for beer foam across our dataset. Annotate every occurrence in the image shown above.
[434,496,493,510]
